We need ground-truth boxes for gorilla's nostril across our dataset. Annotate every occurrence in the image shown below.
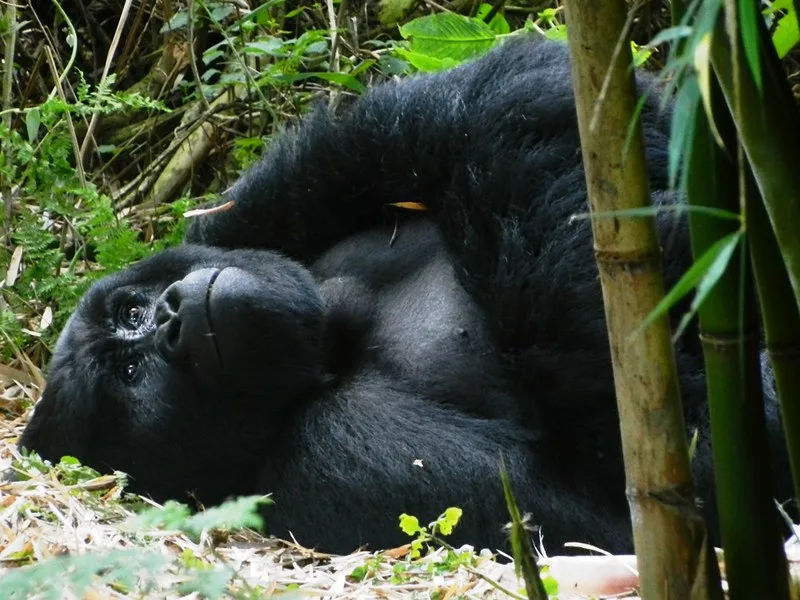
[163,319,181,353]
[156,316,183,358]
[155,284,181,327]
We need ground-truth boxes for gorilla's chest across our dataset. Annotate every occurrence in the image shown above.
[311,221,512,416]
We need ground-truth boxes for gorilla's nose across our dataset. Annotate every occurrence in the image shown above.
[155,268,220,361]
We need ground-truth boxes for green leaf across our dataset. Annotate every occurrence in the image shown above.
[25,107,40,143]
[207,2,235,23]
[398,13,497,64]
[475,4,510,35]
[127,500,192,531]
[673,230,743,339]
[435,507,463,536]
[635,230,743,339]
[178,568,233,599]
[394,48,459,72]
[273,72,367,93]
[693,33,725,148]
[243,37,284,57]
[645,25,693,49]
[738,0,763,92]
[542,25,567,42]
[159,11,189,33]
[669,78,700,190]
[772,5,800,58]
[398,513,422,536]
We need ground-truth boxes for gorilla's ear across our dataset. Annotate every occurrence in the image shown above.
[318,277,376,378]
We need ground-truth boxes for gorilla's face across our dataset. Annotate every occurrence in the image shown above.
[19,245,326,504]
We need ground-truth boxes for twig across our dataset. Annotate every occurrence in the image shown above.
[2,0,17,243]
[587,0,643,134]
[44,47,85,188]
[78,0,135,165]
[47,0,78,101]
[188,0,211,112]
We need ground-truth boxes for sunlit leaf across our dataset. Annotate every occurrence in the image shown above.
[693,33,725,148]
[398,513,422,536]
[398,13,497,64]
[772,4,800,58]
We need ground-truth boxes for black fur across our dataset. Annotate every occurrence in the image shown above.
[19,35,791,554]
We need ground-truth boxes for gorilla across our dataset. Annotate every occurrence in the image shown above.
[19,35,792,555]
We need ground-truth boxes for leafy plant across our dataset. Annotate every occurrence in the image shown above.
[398,506,462,558]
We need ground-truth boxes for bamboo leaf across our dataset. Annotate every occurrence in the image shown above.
[635,230,742,339]
[569,203,740,222]
[673,230,742,339]
[669,78,700,189]
[738,0,763,92]
[645,25,693,49]
[693,33,725,148]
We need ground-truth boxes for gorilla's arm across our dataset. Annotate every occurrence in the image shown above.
[257,379,629,553]
[187,36,681,356]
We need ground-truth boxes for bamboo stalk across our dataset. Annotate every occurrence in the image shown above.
[561,2,706,597]
[684,87,789,600]
[709,2,800,312]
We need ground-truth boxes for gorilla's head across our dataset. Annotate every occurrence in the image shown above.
[19,245,327,504]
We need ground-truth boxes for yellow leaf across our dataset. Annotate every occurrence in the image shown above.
[693,33,725,148]
[389,201,428,211]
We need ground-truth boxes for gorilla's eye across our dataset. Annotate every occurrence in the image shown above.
[119,303,145,330]
[120,359,141,384]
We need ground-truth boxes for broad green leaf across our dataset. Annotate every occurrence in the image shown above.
[476,4,511,35]
[399,13,497,63]
[738,0,763,92]
[635,230,743,339]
